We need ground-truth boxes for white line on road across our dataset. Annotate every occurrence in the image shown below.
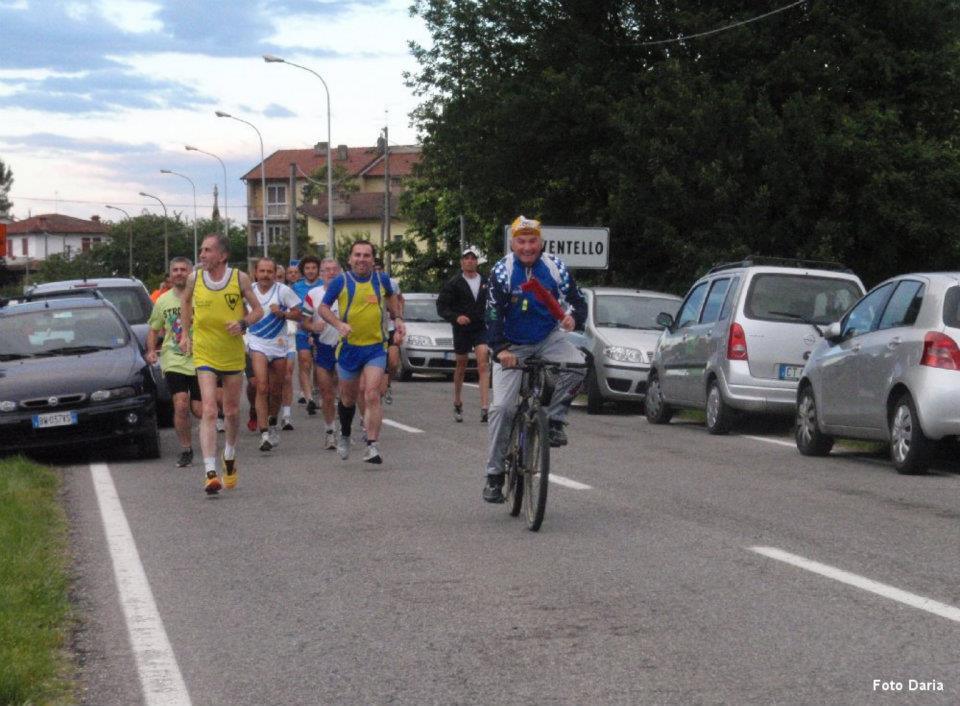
[549,473,593,490]
[463,382,480,388]
[382,418,425,433]
[743,435,796,448]
[751,546,960,624]
[89,463,192,706]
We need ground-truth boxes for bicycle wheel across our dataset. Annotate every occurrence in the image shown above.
[522,408,551,531]
[504,413,524,516]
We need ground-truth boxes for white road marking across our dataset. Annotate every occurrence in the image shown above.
[382,418,425,433]
[549,473,593,490]
[89,463,192,706]
[743,435,796,448]
[463,382,480,388]
[751,546,960,624]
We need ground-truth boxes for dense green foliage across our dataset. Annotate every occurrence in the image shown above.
[405,0,960,291]
[0,158,12,216]
[0,457,72,705]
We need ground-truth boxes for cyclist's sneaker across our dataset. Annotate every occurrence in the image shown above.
[384,388,393,405]
[246,417,258,433]
[216,416,225,433]
[222,457,238,489]
[454,404,463,423]
[176,448,193,468]
[548,421,568,448]
[324,429,337,450]
[337,435,350,460]
[363,443,382,464]
[204,470,222,494]
[306,399,318,415]
[281,416,294,431]
[483,474,505,504]
[480,409,489,424]
[259,431,273,452]
[268,426,280,448]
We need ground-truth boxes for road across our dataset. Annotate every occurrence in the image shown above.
[62,377,960,705]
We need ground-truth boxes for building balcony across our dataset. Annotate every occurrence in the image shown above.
[247,204,289,220]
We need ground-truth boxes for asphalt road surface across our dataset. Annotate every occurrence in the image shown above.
[61,377,960,705]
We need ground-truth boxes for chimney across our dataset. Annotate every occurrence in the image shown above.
[90,215,100,222]
[337,144,348,161]
[314,141,328,155]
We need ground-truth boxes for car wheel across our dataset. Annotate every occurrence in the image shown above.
[889,393,932,475]
[585,364,604,415]
[704,380,735,435]
[645,373,673,424]
[795,386,833,456]
[138,418,161,460]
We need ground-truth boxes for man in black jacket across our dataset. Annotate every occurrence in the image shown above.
[436,248,490,422]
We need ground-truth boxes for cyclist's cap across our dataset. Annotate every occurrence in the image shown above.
[461,247,479,258]
[510,215,541,238]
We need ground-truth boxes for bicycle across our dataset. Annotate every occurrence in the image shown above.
[502,356,586,531]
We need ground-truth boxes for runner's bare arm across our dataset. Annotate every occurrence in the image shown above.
[387,293,405,344]
[145,327,160,365]
[319,303,350,337]
[227,271,263,336]
[178,272,196,354]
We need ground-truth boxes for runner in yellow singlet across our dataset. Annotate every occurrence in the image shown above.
[180,233,262,494]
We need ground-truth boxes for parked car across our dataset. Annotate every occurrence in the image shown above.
[578,287,682,414]
[398,293,477,379]
[23,277,171,422]
[796,272,960,474]
[0,296,160,458]
[646,258,865,433]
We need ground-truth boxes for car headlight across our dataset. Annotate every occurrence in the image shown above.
[405,335,433,347]
[90,386,137,402]
[603,346,645,363]
[0,400,16,412]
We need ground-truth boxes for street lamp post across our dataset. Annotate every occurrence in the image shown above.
[215,110,268,259]
[139,192,169,269]
[263,54,335,259]
[185,145,229,239]
[159,169,198,263]
[105,204,133,276]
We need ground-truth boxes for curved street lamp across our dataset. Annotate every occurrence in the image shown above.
[215,110,268,258]
[185,145,229,239]
[105,204,133,276]
[138,192,169,268]
[159,169,198,263]
[263,54,335,259]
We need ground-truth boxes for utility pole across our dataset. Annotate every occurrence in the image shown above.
[381,125,391,271]
[289,162,297,263]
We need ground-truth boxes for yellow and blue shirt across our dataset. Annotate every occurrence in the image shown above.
[321,271,394,348]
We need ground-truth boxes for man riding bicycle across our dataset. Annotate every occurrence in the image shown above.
[483,215,587,503]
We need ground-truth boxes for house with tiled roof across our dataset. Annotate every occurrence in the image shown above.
[3,214,108,271]
[240,143,420,263]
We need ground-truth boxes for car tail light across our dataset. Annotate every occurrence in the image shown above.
[727,322,748,360]
[921,331,960,370]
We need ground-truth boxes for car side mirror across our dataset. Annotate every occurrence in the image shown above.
[656,312,675,330]
[823,321,842,343]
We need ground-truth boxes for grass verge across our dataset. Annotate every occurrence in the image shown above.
[0,456,73,705]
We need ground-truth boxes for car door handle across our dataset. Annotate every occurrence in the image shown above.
[887,337,902,349]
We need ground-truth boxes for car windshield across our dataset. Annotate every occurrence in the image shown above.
[594,295,675,330]
[744,274,862,325]
[404,300,443,322]
[0,307,128,359]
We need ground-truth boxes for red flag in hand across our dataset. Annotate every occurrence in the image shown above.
[520,277,566,321]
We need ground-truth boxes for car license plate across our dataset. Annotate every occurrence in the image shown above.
[32,411,78,429]
[778,364,804,381]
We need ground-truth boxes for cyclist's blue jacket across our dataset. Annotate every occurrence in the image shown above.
[485,252,587,353]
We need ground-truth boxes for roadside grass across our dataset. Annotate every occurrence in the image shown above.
[0,456,73,706]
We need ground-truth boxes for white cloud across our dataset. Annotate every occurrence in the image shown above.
[97,0,164,33]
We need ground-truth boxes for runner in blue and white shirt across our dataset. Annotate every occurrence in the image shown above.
[247,257,302,452]
[300,257,342,450]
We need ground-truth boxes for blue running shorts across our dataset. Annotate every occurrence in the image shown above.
[313,342,337,372]
[336,342,387,381]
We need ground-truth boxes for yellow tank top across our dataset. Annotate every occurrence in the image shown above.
[337,272,388,347]
[192,268,246,371]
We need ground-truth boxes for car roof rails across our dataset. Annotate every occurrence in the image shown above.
[707,256,853,274]
[22,288,105,302]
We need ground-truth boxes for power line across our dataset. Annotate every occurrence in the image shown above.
[634,0,806,46]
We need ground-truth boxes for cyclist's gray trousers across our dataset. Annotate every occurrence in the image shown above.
[485,329,585,477]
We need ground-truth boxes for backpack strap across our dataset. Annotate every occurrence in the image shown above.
[342,272,357,323]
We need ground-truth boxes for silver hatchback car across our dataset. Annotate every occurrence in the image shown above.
[646,259,864,433]
[796,272,960,474]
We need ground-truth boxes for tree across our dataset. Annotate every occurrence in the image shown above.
[302,164,359,204]
[0,158,12,216]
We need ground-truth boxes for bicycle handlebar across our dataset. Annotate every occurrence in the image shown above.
[518,356,588,371]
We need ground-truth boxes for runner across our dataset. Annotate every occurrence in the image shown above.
[277,261,297,430]
[290,256,322,412]
[319,240,405,464]
[301,257,342,451]
[437,247,491,422]
[373,260,403,405]
[179,233,263,494]
[145,257,201,467]
[247,257,302,452]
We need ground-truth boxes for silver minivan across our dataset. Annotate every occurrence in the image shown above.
[796,272,960,474]
[646,259,864,433]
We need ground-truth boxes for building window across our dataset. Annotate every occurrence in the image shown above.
[21,238,28,256]
[256,225,289,247]
[266,185,287,217]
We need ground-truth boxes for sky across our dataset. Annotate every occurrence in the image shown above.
[0,0,431,224]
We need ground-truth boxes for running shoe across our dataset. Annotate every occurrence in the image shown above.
[204,470,222,495]
[337,435,350,460]
[482,474,505,504]
[363,443,382,464]
[216,416,225,433]
[480,409,489,424]
[268,426,280,448]
[222,457,238,489]
[259,431,273,452]
[298,396,307,405]
[384,388,393,405]
[306,399,318,415]
[176,448,193,468]
[454,404,463,423]
[548,421,568,447]
[324,429,337,450]
[246,417,258,433]
[281,417,294,431]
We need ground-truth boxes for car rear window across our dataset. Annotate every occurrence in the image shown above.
[943,286,960,327]
[96,288,152,325]
[744,274,862,325]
